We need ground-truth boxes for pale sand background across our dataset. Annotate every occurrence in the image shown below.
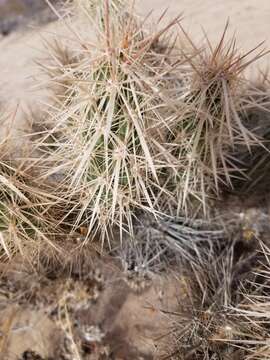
[138,0,270,54]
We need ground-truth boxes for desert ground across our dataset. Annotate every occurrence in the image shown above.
[1,1,270,360]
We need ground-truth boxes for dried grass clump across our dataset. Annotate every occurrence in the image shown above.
[0,136,64,262]
[116,214,223,292]
[38,2,182,245]
[163,236,270,359]
[0,162,34,260]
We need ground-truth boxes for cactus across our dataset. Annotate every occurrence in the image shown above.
[39,2,181,245]
[166,24,267,214]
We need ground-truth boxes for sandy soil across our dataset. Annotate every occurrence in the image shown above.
[138,0,270,52]
[0,255,184,359]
